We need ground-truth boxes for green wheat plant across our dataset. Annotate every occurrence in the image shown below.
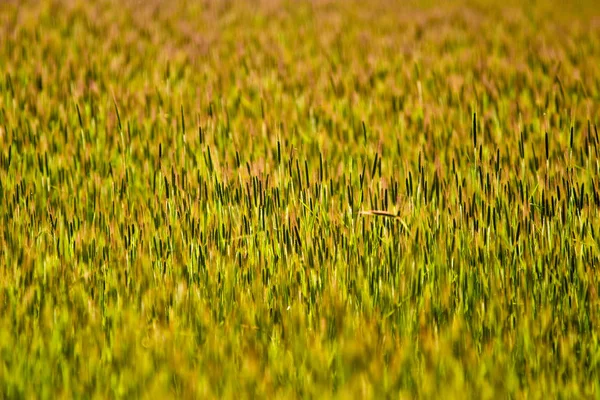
[0,0,599,398]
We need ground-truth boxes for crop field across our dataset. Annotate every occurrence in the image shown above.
[1,0,600,398]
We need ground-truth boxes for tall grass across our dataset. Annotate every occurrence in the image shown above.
[0,0,599,397]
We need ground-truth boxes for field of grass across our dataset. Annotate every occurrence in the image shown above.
[1,0,600,398]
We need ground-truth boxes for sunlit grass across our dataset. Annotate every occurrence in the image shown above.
[0,0,599,398]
